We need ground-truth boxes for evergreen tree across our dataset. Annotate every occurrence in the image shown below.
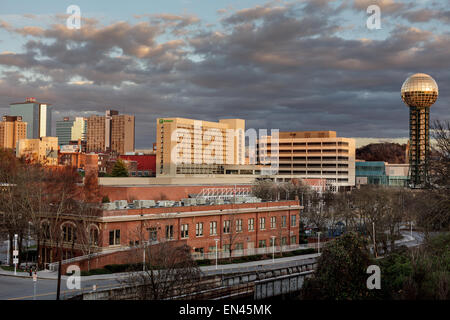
[111,159,128,177]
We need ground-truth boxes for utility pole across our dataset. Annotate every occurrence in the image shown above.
[13,234,18,275]
[143,241,146,272]
[56,243,62,300]
[271,236,276,263]
[214,239,219,270]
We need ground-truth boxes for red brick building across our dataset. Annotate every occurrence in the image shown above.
[40,200,301,271]
[118,154,156,177]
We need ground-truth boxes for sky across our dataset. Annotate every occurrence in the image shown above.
[0,0,449,148]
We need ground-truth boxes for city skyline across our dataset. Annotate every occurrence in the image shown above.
[0,0,449,148]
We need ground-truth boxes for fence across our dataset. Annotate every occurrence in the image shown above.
[192,243,318,260]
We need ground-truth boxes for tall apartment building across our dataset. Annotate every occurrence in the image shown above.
[156,118,245,176]
[56,117,87,146]
[0,116,27,149]
[9,97,51,139]
[259,131,356,189]
[16,136,58,166]
[86,110,135,155]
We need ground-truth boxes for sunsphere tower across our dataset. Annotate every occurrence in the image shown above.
[401,73,439,188]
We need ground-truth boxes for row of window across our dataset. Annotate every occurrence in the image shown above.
[170,216,297,240]
[108,215,298,246]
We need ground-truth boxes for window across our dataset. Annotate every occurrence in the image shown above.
[248,218,255,231]
[42,223,50,239]
[291,215,297,227]
[223,220,231,234]
[181,224,189,238]
[291,235,297,244]
[282,216,287,228]
[270,237,276,247]
[270,216,276,229]
[165,225,174,240]
[109,229,120,246]
[281,237,287,246]
[235,243,244,251]
[63,225,76,242]
[147,227,157,242]
[236,219,243,233]
[259,217,266,230]
[196,223,203,237]
[90,228,98,246]
[223,244,231,252]
[210,221,217,235]
[209,246,217,253]
[258,240,266,248]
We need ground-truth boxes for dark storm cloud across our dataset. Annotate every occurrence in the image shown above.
[0,0,449,147]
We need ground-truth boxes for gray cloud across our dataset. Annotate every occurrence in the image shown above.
[0,1,449,148]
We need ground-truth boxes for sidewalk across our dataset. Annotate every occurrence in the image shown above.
[0,252,321,281]
[0,267,64,280]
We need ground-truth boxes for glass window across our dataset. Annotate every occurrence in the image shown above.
[236,219,243,233]
[223,220,231,234]
[196,223,203,237]
[210,221,217,235]
[248,218,255,231]
[259,217,266,230]
[270,216,276,229]
[181,224,189,238]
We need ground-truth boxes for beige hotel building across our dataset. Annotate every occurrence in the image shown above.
[260,131,356,189]
[156,118,245,176]
[0,116,27,150]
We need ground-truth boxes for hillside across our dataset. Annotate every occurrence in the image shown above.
[356,142,407,164]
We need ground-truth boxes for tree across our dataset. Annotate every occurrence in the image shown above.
[302,189,331,232]
[429,120,450,188]
[111,159,129,177]
[120,241,203,300]
[379,233,450,300]
[300,232,378,300]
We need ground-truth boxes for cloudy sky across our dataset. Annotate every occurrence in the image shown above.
[0,0,449,148]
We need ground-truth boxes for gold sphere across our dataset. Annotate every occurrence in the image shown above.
[401,73,438,108]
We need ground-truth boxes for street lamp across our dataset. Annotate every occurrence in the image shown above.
[143,241,148,272]
[13,234,18,275]
[270,236,276,263]
[214,239,219,270]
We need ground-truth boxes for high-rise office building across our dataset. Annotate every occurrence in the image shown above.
[0,116,27,150]
[401,73,438,188]
[156,117,245,176]
[9,97,51,139]
[56,117,87,146]
[259,131,356,190]
[86,110,135,155]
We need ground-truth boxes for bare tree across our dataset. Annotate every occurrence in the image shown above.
[120,241,202,300]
